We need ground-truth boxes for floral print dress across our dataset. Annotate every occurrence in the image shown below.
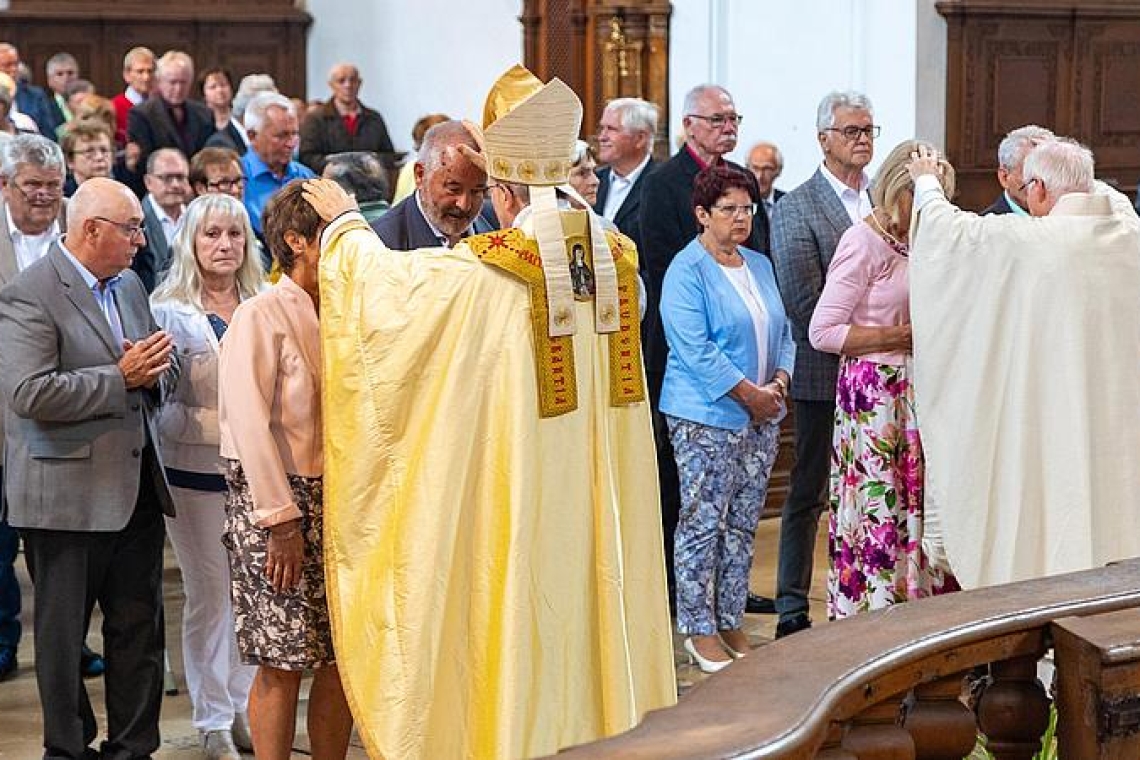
[827,356,960,618]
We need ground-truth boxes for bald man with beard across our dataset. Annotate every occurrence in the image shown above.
[0,177,175,759]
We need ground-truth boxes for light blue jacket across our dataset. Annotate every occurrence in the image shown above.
[659,238,795,430]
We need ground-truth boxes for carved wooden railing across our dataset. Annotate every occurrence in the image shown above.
[552,558,1140,759]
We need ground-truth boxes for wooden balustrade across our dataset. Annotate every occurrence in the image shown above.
[550,559,1140,759]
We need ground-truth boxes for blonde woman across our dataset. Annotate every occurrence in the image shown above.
[151,193,265,758]
[808,140,960,618]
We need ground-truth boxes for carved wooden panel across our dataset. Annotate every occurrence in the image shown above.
[522,0,671,150]
[0,2,311,101]
[939,0,1140,210]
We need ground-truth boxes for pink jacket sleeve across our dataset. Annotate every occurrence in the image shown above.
[218,305,304,528]
[808,226,878,355]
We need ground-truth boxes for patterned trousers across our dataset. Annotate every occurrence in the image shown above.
[667,416,780,635]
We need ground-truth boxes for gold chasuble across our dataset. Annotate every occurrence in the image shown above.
[319,66,676,760]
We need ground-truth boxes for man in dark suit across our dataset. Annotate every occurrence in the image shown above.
[127,51,214,171]
[131,147,190,292]
[746,141,787,253]
[0,44,52,139]
[299,62,395,174]
[636,84,763,607]
[982,124,1055,216]
[593,97,657,252]
[770,91,877,638]
[372,120,491,249]
[0,177,175,758]
[42,53,80,140]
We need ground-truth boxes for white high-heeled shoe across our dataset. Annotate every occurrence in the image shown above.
[684,637,732,674]
[722,641,748,659]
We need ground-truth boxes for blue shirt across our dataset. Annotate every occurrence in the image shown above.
[241,150,315,235]
[58,241,125,345]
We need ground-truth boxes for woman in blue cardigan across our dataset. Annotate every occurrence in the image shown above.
[660,164,795,673]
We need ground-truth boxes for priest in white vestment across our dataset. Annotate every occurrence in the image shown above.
[907,139,1140,589]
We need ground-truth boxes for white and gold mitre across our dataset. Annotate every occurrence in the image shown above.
[481,65,582,186]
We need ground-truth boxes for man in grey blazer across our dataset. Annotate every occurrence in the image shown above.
[0,134,68,681]
[770,91,876,638]
[0,177,175,759]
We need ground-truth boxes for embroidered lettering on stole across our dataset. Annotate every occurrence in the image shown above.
[468,227,644,417]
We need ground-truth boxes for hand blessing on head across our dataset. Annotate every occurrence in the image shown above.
[302,178,358,222]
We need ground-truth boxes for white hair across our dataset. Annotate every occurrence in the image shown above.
[603,97,658,151]
[243,91,293,133]
[155,50,193,80]
[815,91,874,131]
[997,124,1055,171]
[232,74,277,122]
[682,84,730,117]
[1021,138,1094,197]
[152,193,264,309]
[0,133,64,179]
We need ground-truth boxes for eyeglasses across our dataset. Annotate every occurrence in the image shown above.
[710,203,756,218]
[93,216,146,239]
[825,125,881,141]
[688,113,744,129]
[152,173,189,185]
[72,146,112,159]
[205,176,246,192]
[1019,178,1038,192]
[10,179,64,201]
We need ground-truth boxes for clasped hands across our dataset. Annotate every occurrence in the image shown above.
[118,330,173,389]
[734,379,785,424]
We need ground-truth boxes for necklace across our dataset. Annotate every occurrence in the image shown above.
[869,210,909,256]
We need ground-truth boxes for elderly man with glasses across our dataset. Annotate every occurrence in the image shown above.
[131,147,191,292]
[0,174,175,759]
[769,90,878,639]
[637,83,763,614]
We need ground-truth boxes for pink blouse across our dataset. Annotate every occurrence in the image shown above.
[809,221,911,366]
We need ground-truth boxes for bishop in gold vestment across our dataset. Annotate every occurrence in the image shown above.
[311,66,676,760]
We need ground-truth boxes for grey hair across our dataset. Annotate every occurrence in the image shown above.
[815,91,874,131]
[46,52,78,76]
[1021,138,1094,197]
[156,50,193,80]
[123,46,155,71]
[152,193,264,310]
[682,84,730,117]
[243,91,293,133]
[232,74,277,122]
[417,120,479,172]
[323,151,388,203]
[997,124,1055,171]
[604,97,658,150]
[0,133,65,179]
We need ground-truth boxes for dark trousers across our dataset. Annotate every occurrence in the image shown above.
[22,478,165,760]
[0,514,19,652]
[775,399,834,620]
[647,369,681,605]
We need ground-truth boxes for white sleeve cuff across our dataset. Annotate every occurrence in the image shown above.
[914,173,946,211]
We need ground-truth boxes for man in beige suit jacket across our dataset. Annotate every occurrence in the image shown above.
[0,178,175,758]
[0,134,67,682]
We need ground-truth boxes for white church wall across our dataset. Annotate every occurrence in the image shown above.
[301,0,944,184]
[304,0,522,155]
[667,0,940,190]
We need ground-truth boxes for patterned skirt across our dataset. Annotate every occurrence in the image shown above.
[222,460,335,670]
[827,357,959,619]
